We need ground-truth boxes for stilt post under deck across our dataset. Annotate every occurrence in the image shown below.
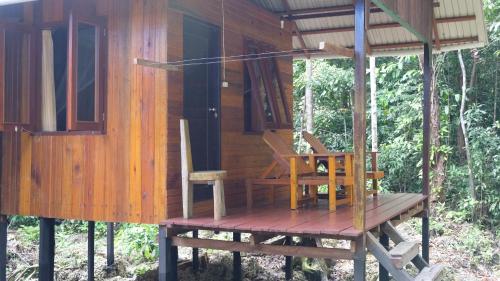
[233,232,242,281]
[106,223,115,268]
[422,42,433,263]
[379,233,390,281]
[353,0,367,279]
[159,226,177,281]
[285,236,292,280]
[0,215,7,281]
[39,218,55,281]
[192,230,199,271]
[88,221,95,281]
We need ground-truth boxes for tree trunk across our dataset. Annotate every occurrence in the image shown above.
[457,50,476,203]
[305,59,314,133]
[370,57,378,153]
[494,61,498,126]
[419,54,446,201]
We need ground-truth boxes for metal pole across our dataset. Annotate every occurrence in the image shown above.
[284,236,292,280]
[192,230,199,271]
[233,232,241,281]
[158,227,167,281]
[88,221,95,281]
[0,216,7,281]
[106,223,114,268]
[422,43,432,263]
[379,233,389,281]
[39,218,55,281]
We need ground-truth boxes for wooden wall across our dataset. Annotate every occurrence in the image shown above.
[165,0,294,218]
[0,0,293,223]
[1,0,168,224]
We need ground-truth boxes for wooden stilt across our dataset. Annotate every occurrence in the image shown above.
[171,244,178,281]
[192,230,199,271]
[353,236,366,281]
[284,236,292,281]
[0,216,7,281]
[159,227,167,281]
[39,218,55,281]
[379,233,390,281]
[107,223,115,268]
[233,232,242,281]
[422,42,432,264]
[88,221,95,281]
[159,226,178,281]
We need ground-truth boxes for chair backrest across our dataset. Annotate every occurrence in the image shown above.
[180,119,193,178]
[302,131,329,154]
[262,130,314,175]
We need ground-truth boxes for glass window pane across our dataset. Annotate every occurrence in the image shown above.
[4,30,30,124]
[250,60,274,123]
[268,60,289,125]
[76,22,96,122]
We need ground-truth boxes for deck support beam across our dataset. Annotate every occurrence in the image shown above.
[39,218,55,281]
[379,233,390,281]
[422,42,432,263]
[0,216,7,281]
[285,236,293,280]
[106,223,114,269]
[88,221,95,281]
[233,232,242,281]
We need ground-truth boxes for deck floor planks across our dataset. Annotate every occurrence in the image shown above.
[164,193,426,239]
[340,193,427,236]
[286,193,405,236]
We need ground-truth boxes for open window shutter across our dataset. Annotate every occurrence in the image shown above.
[0,24,35,133]
[67,12,106,131]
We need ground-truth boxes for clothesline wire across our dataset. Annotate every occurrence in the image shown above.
[150,48,320,67]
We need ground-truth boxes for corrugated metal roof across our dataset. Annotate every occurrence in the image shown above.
[251,0,488,57]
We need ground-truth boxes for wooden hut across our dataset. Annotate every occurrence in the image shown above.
[0,0,487,280]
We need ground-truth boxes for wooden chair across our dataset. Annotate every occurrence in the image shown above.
[246,130,354,211]
[180,119,227,220]
[302,131,384,196]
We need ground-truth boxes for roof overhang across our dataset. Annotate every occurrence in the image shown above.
[251,0,488,58]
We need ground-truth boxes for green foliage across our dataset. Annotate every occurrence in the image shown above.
[8,216,38,228]
[116,224,159,262]
[58,221,108,238]
[292,4,500,229]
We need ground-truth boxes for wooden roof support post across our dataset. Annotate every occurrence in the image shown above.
[353,0,367,233]
[421,43,432,263]
[353,0,367,280]
[281,0,310,58]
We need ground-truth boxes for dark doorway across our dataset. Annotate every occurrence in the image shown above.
[183,16,221,202]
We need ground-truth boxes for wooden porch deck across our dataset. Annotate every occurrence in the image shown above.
[163,193,426,239]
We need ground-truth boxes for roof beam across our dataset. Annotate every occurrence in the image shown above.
[295,15,476,36]
[370,36,479,51]
[432,18,441,50]
[319,42,354,58]
[280,3,439,21]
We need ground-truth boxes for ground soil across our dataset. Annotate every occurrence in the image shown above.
[5,218,499,280]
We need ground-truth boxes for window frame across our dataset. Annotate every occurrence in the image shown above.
[67,12,107,132]
[243,39,292,132]
[0,23,36,132]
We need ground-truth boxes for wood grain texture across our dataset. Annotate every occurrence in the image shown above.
[372,0,433,43]
[0,0,292,224]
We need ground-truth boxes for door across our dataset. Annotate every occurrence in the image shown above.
[183,16,221,201]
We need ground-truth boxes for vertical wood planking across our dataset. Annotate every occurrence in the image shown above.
[129,0,144,223]
[152,0,168,222]
[18,132,32,215]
